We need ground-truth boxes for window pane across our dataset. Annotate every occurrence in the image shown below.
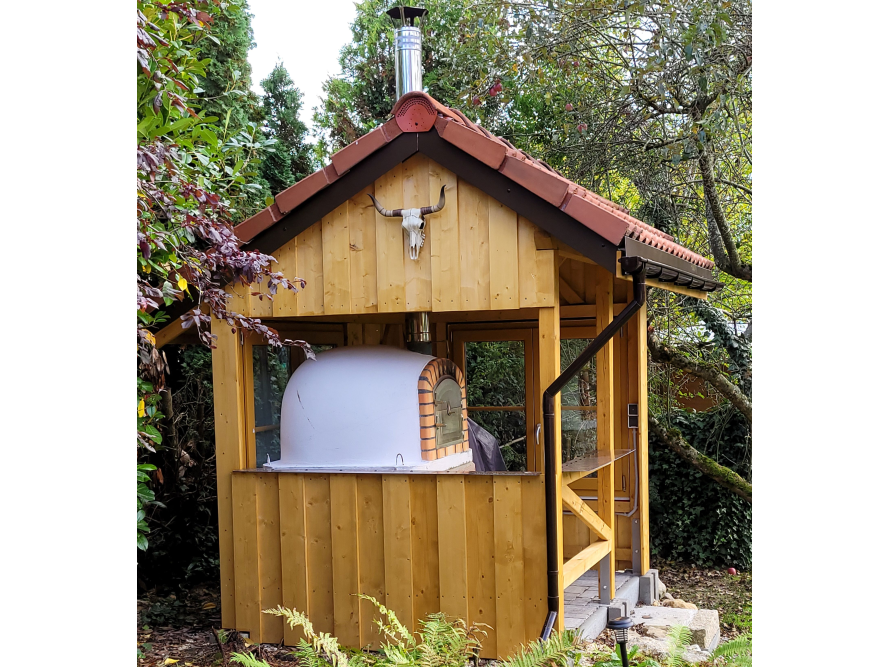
[560,339,596,407]
[562,409,598,463]
[256,429,281,468]
[560,338,597,462]
[465,340,526,407]
[253,346,290,465]
[469,410,527,472]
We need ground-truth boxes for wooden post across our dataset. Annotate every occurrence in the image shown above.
[594,265,616,602]
[537,251,563,630]
[633,304,650,573]
[346,323,363,346]
[433,321,448,358]
[211,287,249,628]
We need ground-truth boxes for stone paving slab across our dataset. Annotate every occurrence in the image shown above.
[563,569,632,630]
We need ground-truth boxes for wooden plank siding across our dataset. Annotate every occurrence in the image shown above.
[239,158,556,320]
[230,472,546,660]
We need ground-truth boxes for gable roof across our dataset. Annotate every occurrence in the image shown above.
[235,92,718,288]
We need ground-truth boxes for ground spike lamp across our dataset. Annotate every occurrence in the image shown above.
[607,616,633,667]
[368,185,446,260]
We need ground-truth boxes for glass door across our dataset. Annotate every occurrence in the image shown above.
[453,329,535,471]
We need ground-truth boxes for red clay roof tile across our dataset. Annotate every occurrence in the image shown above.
[381,117,403,143]
[331,126,388,176]
[275,163,339,215]
[561,194,628,245]
[235,205,278,244]
[499,153,569,207]
[394,95,439,132]
[435,117,506,170]
[235,91,714,271]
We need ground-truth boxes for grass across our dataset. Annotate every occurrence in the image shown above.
[653,560,752,638]
[721,600,752,635]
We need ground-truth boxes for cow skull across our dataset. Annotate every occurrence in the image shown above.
[368,185,446,260]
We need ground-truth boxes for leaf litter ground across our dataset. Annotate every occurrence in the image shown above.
[136,563,751,666]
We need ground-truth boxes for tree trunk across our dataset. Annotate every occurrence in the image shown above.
[649,415,752,503]
[697,139,752,282]
[648,331,752,424]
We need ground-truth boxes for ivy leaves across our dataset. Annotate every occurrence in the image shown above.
[137,464,158,550]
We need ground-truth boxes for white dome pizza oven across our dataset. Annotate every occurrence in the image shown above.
[264,346,472,471]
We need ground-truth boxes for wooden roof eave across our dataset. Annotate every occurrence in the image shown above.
[248,130,621,273]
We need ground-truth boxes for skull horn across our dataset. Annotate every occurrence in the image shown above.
[367,193,401,217]
[420,185,447,216]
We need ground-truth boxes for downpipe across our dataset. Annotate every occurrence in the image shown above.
[539,258,648,640]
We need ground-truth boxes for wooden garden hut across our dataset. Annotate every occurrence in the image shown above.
[156,20,720,657]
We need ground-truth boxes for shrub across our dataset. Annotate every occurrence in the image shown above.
[649,406,752,568]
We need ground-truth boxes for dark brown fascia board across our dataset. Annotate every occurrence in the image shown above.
[249,129,618,272]
[247,132,419,255]
[417,131,619,272]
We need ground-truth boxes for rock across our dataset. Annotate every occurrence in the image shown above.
[644,626,668,639]
[689,609,720,650]
[663,592,674,601]
[656,576,667,599]
[662,599,697,610]
[625,630,710,665]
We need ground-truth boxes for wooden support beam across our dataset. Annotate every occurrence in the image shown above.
[561,484,612,543]
[562,540,611,588]
[153,303,208,347]
[558,276,584,305]
[630,306,650,573]
[346,323,363,346]
[537,252,563,630]
[211,290,249,628]
[556,242,597,266]
[561,471,590,485]
[431,304,597,323]
[594,264,616,601]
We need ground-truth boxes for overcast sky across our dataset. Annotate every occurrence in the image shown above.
[247,0,358,133]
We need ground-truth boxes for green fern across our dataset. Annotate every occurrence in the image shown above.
[500,629,577,667]
[664,625,693,667]
[291,638,333,667]
[229,651,272,667]
[416,612,485,666]
[710,633,752,666]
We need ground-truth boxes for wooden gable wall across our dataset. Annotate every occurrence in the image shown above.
[233,154,557,317]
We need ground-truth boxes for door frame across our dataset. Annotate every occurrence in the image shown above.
[451,327,538,471]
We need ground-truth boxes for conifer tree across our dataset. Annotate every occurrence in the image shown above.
[194,0,262,131]
[260,62,315,194]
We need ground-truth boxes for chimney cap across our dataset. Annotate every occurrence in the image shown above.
[386,6,428,26]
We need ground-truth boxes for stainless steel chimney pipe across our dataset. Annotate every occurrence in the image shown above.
[394,25,423,97]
